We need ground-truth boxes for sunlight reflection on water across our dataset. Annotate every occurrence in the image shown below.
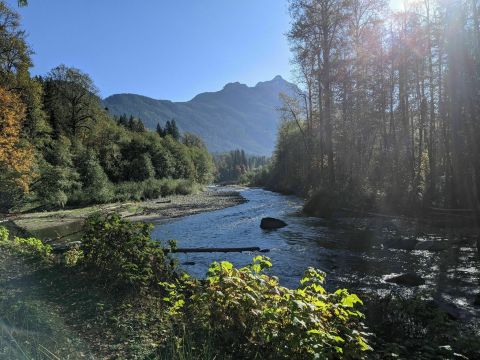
[151,187,480,314]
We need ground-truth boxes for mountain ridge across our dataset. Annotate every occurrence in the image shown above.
[103,76,298,155]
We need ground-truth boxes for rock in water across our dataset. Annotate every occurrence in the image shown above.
[260,217,287,230]
[385,272,425,287]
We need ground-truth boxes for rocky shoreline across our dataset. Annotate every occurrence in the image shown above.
[10,187,247,242]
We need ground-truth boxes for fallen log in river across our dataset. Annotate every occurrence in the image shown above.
[52,242,269,254]
[166,247,269,253]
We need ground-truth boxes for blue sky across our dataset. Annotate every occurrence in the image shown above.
[8,0,292,101]
[9,0,402,101]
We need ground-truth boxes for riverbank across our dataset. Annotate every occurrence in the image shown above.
[0,188,248,359]
[2,187,480,359]
[8,187,246,241]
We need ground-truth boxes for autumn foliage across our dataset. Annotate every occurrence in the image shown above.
[0,86,34,192]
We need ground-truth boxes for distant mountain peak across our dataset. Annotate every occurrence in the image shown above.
[255,75,289,88]
[223,81,248,90]
[103,76,298,155]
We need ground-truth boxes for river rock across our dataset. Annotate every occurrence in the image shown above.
[385,272,425,287]
[260,217,287,230]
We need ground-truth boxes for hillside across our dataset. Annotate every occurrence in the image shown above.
[103,76,297,155]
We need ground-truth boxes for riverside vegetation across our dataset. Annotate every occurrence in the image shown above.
[0,214,480,359]
[0,217,371,359]
[2,216,478,359]
[2,1,479,359]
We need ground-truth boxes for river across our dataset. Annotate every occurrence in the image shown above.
[152,186,480,316]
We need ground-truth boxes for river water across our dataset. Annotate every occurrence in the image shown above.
[151,186,480,316]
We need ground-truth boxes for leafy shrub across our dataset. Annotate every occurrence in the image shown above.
[112,178,197,203]
[82,214,175,290]
[141,178,162,199]
[63,244,84,267]
[12,237,52,258]
[174,179,197,195]
[113,181,143,202]
[160,178,177,196]
[161,256,370,359]
[0,226,8,242]
[0,228,52,260]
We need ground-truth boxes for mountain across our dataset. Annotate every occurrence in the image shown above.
[103,75,298,155]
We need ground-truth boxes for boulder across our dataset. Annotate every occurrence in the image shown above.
[385,272,425,287]
[260,217,287,230]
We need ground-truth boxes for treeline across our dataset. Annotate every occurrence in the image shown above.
[265,0,480,216]
[214,149,269,183]
[0,2,214,211]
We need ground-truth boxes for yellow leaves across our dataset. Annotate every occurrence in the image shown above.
[0,86,35,192]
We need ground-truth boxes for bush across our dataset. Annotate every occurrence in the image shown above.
[0,226,8,242]
[112,178,197,203]
[161,256,370,359]
[174,179,197,195]
[12,237,52,258]
[63,244,84,267]
[82,214,175,290]
[113,181,143,202]
[0,227,52,260]
[160,178,177,196]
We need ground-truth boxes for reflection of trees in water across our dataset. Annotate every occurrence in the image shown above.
[434,229,478,305]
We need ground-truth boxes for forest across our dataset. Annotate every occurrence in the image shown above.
[260,0,480,222]
[214,149,269,183]
[0,3,214,212]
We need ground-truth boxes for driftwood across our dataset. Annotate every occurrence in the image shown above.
[52,242,269,254]
[166,247,269,253]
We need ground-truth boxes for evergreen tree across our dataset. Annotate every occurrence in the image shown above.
[34,137,80,208]
[118,114,128,127]
[169,119,180,140]
[128,153,155,182]
[165,119,180,140]
[76,149,112,204]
